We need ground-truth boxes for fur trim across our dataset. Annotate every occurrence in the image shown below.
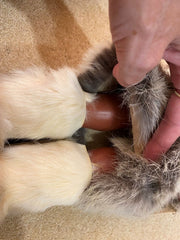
[0,141,92,221]
[77,138,180,217]
[123,64,173,150]
[0,67,94,146]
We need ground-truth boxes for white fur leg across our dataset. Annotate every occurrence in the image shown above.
[0,67,94,143]
[0,141,92,220]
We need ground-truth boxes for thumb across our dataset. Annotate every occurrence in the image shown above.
[143,91,180,161]
[113,37,167,87]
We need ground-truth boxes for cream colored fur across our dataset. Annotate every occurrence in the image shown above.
[0,67,94,147]
[0,140,92,221]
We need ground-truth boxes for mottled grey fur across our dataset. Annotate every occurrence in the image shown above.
[78,44,119,93]
[76,44,180,217]
[123,65,173,147]
[78,140,180,217]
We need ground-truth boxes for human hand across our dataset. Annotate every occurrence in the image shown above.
[109,0,180,86]
[109,0,180,160]
[143,80,180,161]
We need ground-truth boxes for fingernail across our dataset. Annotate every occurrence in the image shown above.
[112,64,119,80]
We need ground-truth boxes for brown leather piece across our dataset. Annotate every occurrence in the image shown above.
[83,93,130,131]
[88,147,117,173]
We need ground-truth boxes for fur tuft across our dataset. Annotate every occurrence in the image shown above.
[0,141,92,220]
[77,139,180,217]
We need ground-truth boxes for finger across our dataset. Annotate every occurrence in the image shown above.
[164,47,180,67]
[83,93,130,131]
[143,92,180,161]
[167,62,180,89]
[113,36,167,87]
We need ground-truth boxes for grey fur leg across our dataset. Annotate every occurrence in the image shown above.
[77,139,180,218]
[123,65,173,147]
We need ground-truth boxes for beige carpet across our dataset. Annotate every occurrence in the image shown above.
[1,1,180,239]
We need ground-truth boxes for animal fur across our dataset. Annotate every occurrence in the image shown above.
[77,139,180,217]
[0,42,179,221]
[0,140,92,222]
[75,43,180,217]
[0,67,94,148]
[77,43,119,93]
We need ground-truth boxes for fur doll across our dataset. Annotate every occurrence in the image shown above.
[0,42,180,222]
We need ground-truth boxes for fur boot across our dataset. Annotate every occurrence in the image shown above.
[0,67,94,148]
[76,43,180,218]
[0,140,92,221]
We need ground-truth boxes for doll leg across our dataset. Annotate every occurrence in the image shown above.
[0,43,128,147]
[77,138,180,218]
[0,67,94,146]
[0,66,131,148]
[0,65,130,147]
[0,140,92,221]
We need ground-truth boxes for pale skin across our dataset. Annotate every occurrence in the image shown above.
[109,0,180,161]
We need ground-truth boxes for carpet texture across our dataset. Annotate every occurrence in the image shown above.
[1,1,180,239]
